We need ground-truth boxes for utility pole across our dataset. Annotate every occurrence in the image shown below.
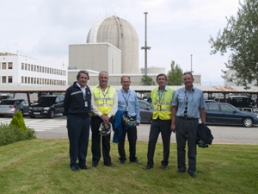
[141,11,151,76]
[190,54,193,73]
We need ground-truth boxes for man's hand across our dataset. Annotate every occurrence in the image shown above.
[171,124,176,133]
[100,114,110,123]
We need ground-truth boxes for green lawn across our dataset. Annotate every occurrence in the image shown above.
[0,139,257,194]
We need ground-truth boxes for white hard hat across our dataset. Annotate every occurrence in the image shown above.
[99,122,112,136]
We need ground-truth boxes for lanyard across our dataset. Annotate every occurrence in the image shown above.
[122,89,130,111]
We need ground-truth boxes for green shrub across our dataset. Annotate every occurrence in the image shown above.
[0,111,36,146]
[10,111,27,134]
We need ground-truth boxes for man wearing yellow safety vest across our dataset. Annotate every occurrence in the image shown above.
[143,73,174,170]
[91,71,118,167]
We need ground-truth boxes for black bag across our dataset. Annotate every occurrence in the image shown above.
[196,123,214,148]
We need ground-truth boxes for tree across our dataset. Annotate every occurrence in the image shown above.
[167,60,183,85]
[209,0,258,86]
[141,75,155,85]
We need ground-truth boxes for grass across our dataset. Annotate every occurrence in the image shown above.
[0,139,258,194]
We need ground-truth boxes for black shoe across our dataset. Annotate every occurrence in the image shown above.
[119,160,125,164]
[91,163,98,168]
[188,172,196,178]
[71,166,79,172]
[104,163,114,167]
[143,165,153,170]
[161,165,168,170]
[78,165,90,170]
[130,159,142,164]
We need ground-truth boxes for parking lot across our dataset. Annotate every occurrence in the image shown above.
[0,116,257,144]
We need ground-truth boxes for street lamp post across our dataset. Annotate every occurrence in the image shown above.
[141,11,151,76]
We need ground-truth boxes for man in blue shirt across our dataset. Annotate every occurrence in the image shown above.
[171,71,206,178]
[116,76,141,164]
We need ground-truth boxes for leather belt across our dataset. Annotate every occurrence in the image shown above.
[177,117,198,120]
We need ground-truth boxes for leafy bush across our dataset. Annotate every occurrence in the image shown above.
[0,111,36,146]
[10,111,27,134]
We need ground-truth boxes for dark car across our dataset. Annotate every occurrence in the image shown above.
[0,99,29,116]
[29,95,65,118]
[138,100,153,123]
[227,96,255,108]
[206,102,258,127]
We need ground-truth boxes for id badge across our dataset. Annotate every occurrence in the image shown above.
[158,105,161,111]
[126,106,128,111]
[85,101,88,107]
[103,99,107,105]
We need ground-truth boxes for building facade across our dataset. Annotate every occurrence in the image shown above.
[0,53,67,86]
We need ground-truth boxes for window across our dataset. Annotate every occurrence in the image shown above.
[21,63,24,70]
[8,76,12,83]
[2,62,6,69]
[207,104,219,111]
[8,62,13,69]
[2,76,6,83]
[221,104,234,112]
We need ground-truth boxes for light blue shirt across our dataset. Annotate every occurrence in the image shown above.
[117,88,140,123]
[172,86,205,118]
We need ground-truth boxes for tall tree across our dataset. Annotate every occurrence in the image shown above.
[167,60,183,85]
[141,75,155,85]
[209,0,258,86]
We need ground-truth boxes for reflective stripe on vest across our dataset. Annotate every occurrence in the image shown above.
[151,87,174,120]
[92,86,116,115]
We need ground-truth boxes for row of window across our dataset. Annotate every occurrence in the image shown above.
[21,76,66,86]
[21,63,66,76]
[0,62,66,76]
[1,62,13,69]
[2,76,12,83]
[0,76,66,86]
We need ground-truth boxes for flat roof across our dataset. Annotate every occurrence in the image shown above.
[0,85,258,94]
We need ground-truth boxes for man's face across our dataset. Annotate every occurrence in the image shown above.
[77,73,88,87]
[121,77,131,90]
[183,73,194,87]
[156,75,167,88]
[99,73,109,87]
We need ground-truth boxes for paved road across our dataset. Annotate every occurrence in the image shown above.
[0,116,257,144]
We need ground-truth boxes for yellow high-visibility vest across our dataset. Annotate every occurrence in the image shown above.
[92,86,116,115]
[151,87,174,120]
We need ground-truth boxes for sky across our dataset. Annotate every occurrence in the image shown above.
[0,0,241,85]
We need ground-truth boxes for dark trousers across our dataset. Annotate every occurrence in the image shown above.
[175,117,198,173]
[118,125,138,162]
[147,119,172,167]
[67,115,90,167]
[91,116,112,165]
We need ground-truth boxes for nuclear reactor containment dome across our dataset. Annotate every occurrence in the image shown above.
[86,15,139,74]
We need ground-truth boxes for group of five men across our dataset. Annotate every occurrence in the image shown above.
[64,70,206,178]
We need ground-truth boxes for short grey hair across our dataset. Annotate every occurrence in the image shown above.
[120,75,131,82]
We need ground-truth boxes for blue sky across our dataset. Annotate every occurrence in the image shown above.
[0,0,240,85]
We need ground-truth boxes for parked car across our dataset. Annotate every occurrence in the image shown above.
[138,100,153,123]
[205,102,258,127]
[227,96,255,108]
[239,107,258,114]
[0,99,29,116]
[0,94,12,103]
[29,95,65,118]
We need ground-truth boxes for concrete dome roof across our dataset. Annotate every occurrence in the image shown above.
[86,15,139,74]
